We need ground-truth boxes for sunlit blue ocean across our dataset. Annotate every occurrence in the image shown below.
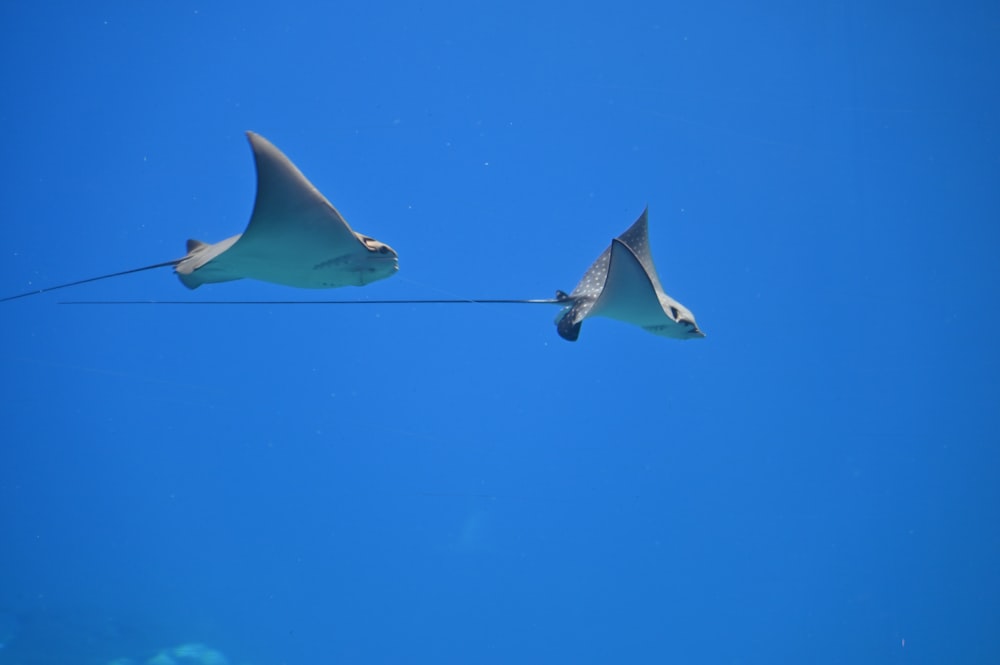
[1,3,997,664]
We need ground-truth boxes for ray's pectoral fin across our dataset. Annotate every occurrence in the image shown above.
[554,290,593,342]
[554,208,705,341]
[555,304,585,341]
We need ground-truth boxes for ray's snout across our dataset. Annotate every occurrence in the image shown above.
[356,239,398,285]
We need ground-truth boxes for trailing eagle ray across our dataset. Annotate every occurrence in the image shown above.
[57,208,704,342]
[0,132,398,303]
[552,208,704,341]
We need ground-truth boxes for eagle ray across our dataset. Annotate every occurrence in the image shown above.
[0,132,397,303]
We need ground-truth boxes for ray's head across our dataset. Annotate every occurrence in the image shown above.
[678,318,706,340]
[664,300,706,340]
[354,233,399,285]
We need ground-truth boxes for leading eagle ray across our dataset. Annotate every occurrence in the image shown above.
[0,132,398,303]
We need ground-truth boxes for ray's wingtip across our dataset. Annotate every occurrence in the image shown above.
[245,131,274,152]
[686,323,707,339]
[557,322,581,342]
[245,130,264,146]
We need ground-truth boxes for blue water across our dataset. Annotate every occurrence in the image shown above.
[1,3,998,664]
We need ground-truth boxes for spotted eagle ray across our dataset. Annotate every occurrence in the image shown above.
[552,208,704,341]
[0,132,398,302]
[49,207,703,342]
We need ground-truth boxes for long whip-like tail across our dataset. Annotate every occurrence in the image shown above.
[1,260,181,303]
[58,297,565,306]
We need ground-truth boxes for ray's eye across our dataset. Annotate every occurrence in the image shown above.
[378,246,390,254]
[670,306,680,319]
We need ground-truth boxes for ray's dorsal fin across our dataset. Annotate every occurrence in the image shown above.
[186,239,208,253]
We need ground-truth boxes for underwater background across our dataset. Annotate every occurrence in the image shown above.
[1,2,998,664]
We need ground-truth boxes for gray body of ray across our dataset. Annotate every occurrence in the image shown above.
[555,208,705,341]
[0,132,398,302]
[175,132,398,289]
